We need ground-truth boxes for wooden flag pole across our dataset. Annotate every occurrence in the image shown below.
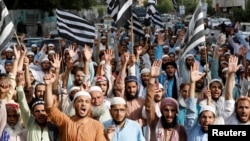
[14,32,21,46]
[204,43,210,90]
[131,15,134,54]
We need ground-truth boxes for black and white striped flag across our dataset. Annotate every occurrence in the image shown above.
[116,0,132,28]
[0,0,15,50]
[152,12,164,27]
[56,9,95,46]
[106,0,119,22]
[172,0,177,10]
[147,0,157,15]
[144,0,158,26]
[181,0,205,57]
[127,12,144,35]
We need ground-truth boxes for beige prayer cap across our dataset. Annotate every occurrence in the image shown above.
[88,86,102,93]
[199,105,216,115]
[110,97,126,106]
[73,91,91,102]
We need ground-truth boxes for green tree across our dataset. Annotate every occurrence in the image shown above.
[206,0,216,17]
[4,0,96,11]
[143,0,174,14]
[157,0,174,14]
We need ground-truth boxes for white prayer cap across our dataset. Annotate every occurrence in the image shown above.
[148,0,156,3]
[41,57,49,63]
[31,44,37,47]
[220,61,228,65]
[27,51,35,56]
[172,35,176,38]
[73,62,81,67]
[141,68,150,74]
[101,36,107,39]
[185,54,194,60]
[155,28,163,32]
[88,86,102,93]
[199,105,216,115]
[203,64,210,72]
[209,78,223,87]
[48,43,55,47]
[175,46,180,50]
[159,83,164,89]
[145,34,150,38]
[211,43,217,47]
[6,48,13,52]
[162,54,169,59]
[224,51,231,56]
[48,50,55,54]
[198,46,206,51]
[92,61,98,66]
[110,97,126,106]
[163,45,169,48]
[73,91,91,102]
[222,67,228,73]
[124,36,129,40]
[68,86,80,95]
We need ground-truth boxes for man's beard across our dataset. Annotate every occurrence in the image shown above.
[160,115,177,129]
[74,80,82,86]
[5,121,24,136]
[141,81,148,87]
[125,90,139,101]
[113,116,126,125]
[35,118,47,127]
[92,104,107,120]
[185,62,191,70]
[196,82,204,91]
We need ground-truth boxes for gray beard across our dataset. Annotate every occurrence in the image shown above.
[92,104,107,119]
[5,121,24,136]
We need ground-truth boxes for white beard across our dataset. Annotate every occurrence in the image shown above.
[91,104,106,119]
[5,121,24,136]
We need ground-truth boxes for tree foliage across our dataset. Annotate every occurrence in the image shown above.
[4,0,96,11]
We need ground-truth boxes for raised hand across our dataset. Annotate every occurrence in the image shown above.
[150,60,162,78]
[121,52,130,65]
[68,45,76,58]
[106,125,115,141]
[23,56,29,67]
[83,44,93,61]
[16,71,25,87]
[136,46,143,56]
[190,62,205,83]
[42,44,48,53]
[0,80,11,95]
[228,55,241,74]
[50,54,61,69]
[43,72,56,85]
[13,44,21,60]
[157,33,165,46]
[104,49,113,63]
[20,44,27,56]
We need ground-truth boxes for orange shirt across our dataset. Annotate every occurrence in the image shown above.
[46,107,107,141]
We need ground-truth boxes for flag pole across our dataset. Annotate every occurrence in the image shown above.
[14,32,21,46]
[131,16,134,54]
[204,42,210,90]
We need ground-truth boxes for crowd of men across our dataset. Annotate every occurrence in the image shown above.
[0,19,250,141]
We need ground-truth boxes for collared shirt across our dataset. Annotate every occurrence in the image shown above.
[103,119,145,141]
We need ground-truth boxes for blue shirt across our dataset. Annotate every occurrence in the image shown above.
[185,98,208,141]
[103,119,145,141]
[166,78,174,97]
[0,129,10,141]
